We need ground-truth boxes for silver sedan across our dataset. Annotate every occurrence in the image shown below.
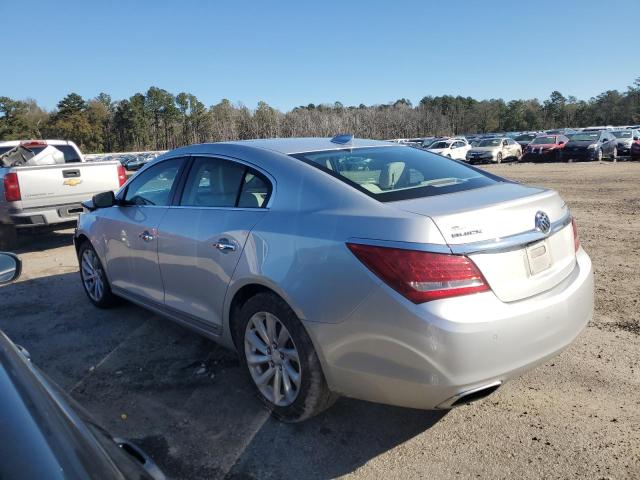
[74,137,594,422]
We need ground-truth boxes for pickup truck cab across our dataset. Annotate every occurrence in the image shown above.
[0,140,126,248]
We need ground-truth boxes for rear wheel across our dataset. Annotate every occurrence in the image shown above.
[237,292,336,422]
[78,242,118,308]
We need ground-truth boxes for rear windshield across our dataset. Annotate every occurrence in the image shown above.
[531,136,556,145]
[612,131,632,138]
[571,133,599,141]
[291,146,500,202]
[0,145,80,162]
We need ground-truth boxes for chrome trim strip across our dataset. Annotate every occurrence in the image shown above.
[347,237,452,254]
[450,210,572,255]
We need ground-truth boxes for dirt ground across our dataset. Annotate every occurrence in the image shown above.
[0,161,638,479]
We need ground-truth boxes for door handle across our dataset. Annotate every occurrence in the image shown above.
[213,238,236,253]
[139,231,155,242]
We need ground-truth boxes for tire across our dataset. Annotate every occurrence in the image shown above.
[596,148,603,162]
[236,292,337,422]
[78,241,118,308]
[496,152,503,164]
[0,224,18,251]
[611,147,617,161]
[554,150,561,163]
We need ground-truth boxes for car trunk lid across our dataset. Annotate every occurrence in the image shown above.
[392,182,577,302]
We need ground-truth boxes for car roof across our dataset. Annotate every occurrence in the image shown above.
[223,137,398,155]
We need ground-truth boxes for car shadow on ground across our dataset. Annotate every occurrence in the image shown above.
[14,227,75,254]
[0,266,447,480]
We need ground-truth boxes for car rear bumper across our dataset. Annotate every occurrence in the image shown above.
[561,149,597,160]
[9,203,84,228]
[523,150,559,162]
[306,248,593,410]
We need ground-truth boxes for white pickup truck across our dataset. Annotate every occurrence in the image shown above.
[0,140,126,248]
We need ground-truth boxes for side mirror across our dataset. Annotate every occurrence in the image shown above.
[558,141,565,145]
[92,191,116,209]
[0,252,21,284]
[634,137,639,141]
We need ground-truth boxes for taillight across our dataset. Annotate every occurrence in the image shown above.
[3,172,21,202]
[346,243,490,303]
[117,165,127,187]
[571,217,580,252]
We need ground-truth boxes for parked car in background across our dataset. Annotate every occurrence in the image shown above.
[631,136,640,160]
[611,129,640,157]
[465,137,522,164]
[561,130,618,161]
[522,134,570,162]
[75,136,592,422]
[0,139,126,249]
[514,133,538,149]
[426,138,471,160]
[0,252,165,480]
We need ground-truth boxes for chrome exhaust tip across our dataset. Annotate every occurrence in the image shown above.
[437,381,502,409]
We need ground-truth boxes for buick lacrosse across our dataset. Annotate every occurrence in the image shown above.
[75,136,593,422]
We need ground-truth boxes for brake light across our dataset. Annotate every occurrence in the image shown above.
[20,140,47,149]
[117,164,127,187]
[346,243,490,303]
[3,172,21,202]
[571,217,580,252]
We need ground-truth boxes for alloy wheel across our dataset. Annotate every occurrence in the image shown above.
[244,311,302,406]
[81,249,105,302]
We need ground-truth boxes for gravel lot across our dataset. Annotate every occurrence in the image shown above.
[0,162,638,479]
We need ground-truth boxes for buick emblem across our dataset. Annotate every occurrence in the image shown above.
[535,211,551,235]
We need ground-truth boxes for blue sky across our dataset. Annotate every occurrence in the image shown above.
[1,0,637,111]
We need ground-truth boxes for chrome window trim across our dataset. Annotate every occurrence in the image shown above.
[347,237,452,254]
[450,210,573,255]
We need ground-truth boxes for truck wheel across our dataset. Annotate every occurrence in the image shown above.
[0,224,18,251]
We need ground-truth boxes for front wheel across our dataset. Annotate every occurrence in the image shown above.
[78,242,118,308]
[596,148,603,162]
[237,292,336,422]
[611,147,617,160]
[496,152,503,164]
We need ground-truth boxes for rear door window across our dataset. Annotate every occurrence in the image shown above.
[291,146,500,202]
[180,157,271,208]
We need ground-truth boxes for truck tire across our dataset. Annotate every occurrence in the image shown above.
[0,224,18,251]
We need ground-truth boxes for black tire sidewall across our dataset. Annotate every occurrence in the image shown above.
[78,242,117,308]
[235,292,334,422]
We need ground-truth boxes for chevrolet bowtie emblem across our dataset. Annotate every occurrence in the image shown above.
[63,178,83,186]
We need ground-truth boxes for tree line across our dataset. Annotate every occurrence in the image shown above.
[1,78,639,153]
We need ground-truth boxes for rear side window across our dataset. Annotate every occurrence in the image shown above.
[291,146,500,202]
[180,157,271,208]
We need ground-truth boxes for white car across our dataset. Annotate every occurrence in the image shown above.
[427,139,471,160]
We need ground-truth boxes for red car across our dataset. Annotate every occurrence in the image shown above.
[631,137,640,160]
[523,135,570,162]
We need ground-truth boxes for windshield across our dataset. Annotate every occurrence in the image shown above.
[291,146,500,202]
[612,131,632,138]
[478,139,501,147]
[531,136,556,145]
[515,134,535,141]
[428,141,450,149]
[570,133,599,142]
